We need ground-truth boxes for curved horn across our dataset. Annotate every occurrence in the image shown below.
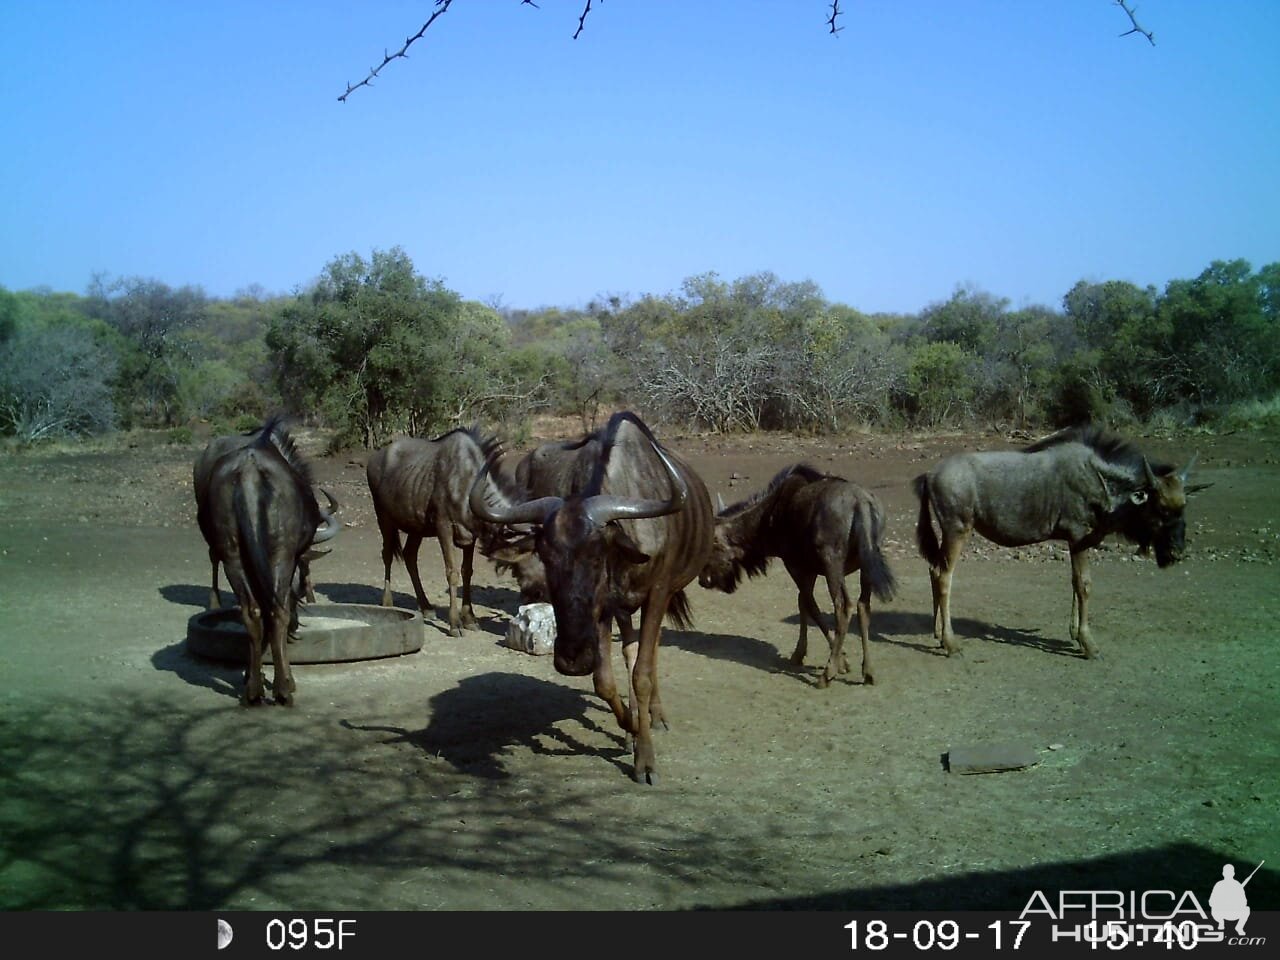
[468,460,563,526]
[584,441,688,527]
[1179,452,1199,485]
[312,510,341,545]
[319,488,340,514]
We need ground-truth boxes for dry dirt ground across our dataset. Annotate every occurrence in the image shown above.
[1,421,1277,913]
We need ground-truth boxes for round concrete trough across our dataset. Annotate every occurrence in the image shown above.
[186,603,424,664]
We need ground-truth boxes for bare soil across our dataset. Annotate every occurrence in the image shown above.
[1,421,1277,912]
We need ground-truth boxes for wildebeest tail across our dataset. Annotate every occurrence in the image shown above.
[913,473,944,569]
[854,499,897,602]
[664,589,695,630]
[232,467,277,623]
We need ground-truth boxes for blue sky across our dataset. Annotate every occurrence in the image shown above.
[2,1,1278,315]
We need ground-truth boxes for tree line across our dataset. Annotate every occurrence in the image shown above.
[2,248,1277,447]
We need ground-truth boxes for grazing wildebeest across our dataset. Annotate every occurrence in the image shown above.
[367,426,520,636]
[469,411,714,785]
[913,424,1205,658]
[699,464,897,687]
[194,426,339,609]
[196,417,340,704]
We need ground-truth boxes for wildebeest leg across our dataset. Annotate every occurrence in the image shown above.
[402,534,435,623]
[619,614,667,731]
[856,570,875,685]
[436,525,464,637]
[208,550,222,609]
[240,601,267,706]
[1070,547,1099,659]
[936,529,968,656]
[814,568,855,686]
[268,603,296,705]
[787,566,828,668]
[627,592,668,785]
[591,618,630,734]
[459,540,479,631]
[377,518,399,608]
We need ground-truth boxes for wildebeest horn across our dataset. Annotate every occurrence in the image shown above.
[717,491,726,512]
[1178,453,1198,485]
[583,441,688,527]
[309,488,341,544]
[468,460,563,526]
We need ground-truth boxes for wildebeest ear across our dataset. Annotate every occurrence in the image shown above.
[607,524,651,565]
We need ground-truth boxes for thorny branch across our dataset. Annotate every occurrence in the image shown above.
[337,0,455,103]
[339,2,1155,102]
[827,2,844,36]
[572,0,596,41]
[1115,0,1155,46]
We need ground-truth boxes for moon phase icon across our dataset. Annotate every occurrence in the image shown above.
[217,918,234,950]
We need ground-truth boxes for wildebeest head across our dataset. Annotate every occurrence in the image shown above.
[698,525,745,593]
[1106,454,1202,568]
[470,438,686,677]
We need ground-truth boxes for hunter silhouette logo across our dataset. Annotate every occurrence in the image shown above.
[1210,860,1264,936]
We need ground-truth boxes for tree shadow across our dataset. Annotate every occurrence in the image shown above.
[340,673,626,780]
[709,841,1279,913]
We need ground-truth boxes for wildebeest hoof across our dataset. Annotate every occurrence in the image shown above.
[862,671,876,685]
[633,767,658,786]
[816,673,832,689]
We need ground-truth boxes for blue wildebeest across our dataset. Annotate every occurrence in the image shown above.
[367,426,521,636]
[196,417,341,704]
[913,425,1205,658]
[194,425,338,609]
[699,464,897,687]
[469,411,714,785]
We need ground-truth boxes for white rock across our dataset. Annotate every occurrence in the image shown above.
[503,603,557,656]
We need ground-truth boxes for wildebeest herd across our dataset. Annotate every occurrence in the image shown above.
[193,412,1203,783]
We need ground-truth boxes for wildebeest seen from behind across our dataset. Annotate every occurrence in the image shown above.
[367,426,519,636]
[699,464,897,688]
[469,411,714,785]
[913,424,1206,659]
[197,417,340,704]
[194,426,339,609]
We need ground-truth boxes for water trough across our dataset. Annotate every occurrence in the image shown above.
[186,603,423,664]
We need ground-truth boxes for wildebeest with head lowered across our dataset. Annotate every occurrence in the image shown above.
[194,426,339,609]
[469,411,714,785]
[913,424,1204,659]
[196,417,340,704]
[367,426,517,636]
[699,464,897,687]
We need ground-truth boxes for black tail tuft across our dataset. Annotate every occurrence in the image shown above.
[913,473,944,569]
[854,499,897,602]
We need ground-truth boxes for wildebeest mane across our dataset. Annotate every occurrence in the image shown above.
[1022,424,1174,476]
[718,462,830,519]
[257,415,314,487]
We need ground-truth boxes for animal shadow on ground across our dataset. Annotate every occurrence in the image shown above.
[662,628,814,684]
[871,611,1077,657]
[340,673,625,780]
[158,584,214,608]
[151,640,245,701]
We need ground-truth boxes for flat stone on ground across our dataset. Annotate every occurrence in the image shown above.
[946,743,1041,774]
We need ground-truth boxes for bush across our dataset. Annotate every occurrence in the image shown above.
[167,426,194,445]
